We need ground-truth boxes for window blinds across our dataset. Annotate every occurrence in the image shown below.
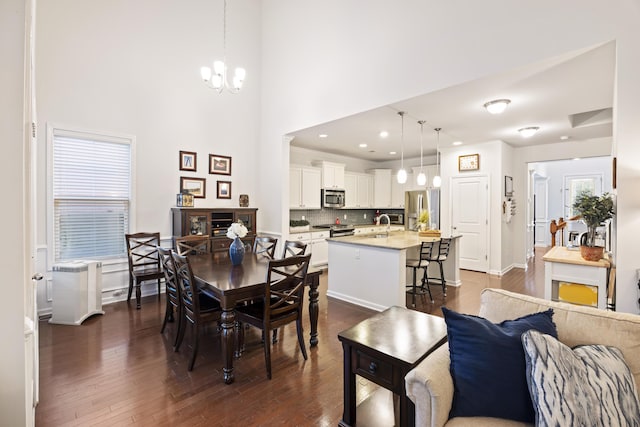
[53,135,131,261]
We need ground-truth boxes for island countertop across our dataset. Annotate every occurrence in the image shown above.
[327,230,460,250]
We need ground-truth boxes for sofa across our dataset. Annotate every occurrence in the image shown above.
[405,288,640,427]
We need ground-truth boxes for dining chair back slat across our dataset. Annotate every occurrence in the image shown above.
[125,232,164,309]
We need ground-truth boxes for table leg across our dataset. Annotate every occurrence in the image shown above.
[308,275,320,347]
[221,308,236,384]
[339,342,356,427]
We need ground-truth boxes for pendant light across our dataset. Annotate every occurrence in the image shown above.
[432,127,442,188]
[396,111,407,184]
[416,120,427,186]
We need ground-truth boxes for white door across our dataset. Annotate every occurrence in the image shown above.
[534,176,549,247]
[451,175,489,272]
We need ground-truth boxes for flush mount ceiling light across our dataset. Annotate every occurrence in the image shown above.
[200,0,246,94]
[416,120,427,186]
[396,111,407,184]
[432,128,442,188]
[518,126,539,138]
[483,99,511,115]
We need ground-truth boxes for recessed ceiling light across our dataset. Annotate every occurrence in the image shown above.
[379,131,389,138]
[389,151,396,155]
[483,99,511,115]
[560,135,570,141]
[318,133,328,138]
[518,126,540,138]
[573,158,581,161]
[452,141,463,146]
[359,143,367,148]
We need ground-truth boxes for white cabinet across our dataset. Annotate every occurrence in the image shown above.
[391,174,411,208]
[370,169,392,208]
[411,165,439,189]
[310,230,329,266]
[344,172,372,208]
[314,161,345,189]
[290,166,321,209]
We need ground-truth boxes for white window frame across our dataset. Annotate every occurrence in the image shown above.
[563,173,603,218]
[46,124,137,268]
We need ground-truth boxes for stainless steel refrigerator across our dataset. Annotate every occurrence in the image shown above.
[405,189,440,230]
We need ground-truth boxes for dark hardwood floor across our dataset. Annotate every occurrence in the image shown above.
[36,248,547,426]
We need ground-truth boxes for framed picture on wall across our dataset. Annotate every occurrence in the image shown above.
[179,151,197,171]
[505,176,513,197]
[458,154,479,171]
[217,180,232,199]
[180,177,206,198]
[209,154,232,175]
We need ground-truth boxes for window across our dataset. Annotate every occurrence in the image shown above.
[48,126,134,262]
[564,174,602,218]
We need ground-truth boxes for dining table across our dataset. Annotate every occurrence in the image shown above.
[188,251,322,384]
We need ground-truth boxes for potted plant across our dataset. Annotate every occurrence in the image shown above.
[572,191,614,261]
[418,209,430,231]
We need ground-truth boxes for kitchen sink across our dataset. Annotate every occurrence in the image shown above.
[373,233,389,239]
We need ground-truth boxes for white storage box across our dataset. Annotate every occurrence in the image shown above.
[50,261,104,325]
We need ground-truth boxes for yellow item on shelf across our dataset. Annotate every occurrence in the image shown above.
[419,230,441,238]
[558,282,598,307]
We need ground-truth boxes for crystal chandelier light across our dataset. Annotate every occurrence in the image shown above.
[200,0,245,94]
[416,120,427,186]
[396,112,407,184]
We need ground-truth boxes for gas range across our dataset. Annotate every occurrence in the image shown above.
[315,223,355,237]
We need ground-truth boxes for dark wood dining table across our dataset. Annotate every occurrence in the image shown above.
[188,252,322,384]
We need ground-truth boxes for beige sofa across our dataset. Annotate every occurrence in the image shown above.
[405,288,640,427]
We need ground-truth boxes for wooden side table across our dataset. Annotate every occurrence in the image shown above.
[338,306,447,427]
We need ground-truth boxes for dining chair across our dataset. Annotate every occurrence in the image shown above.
[253,236,278,259]
[158,247,183,348]
[172,252,222,371]
[406,240,437,306]
[281,240,307,258]
[236,254,311,379]
[125,232,164,309]
[425,238,452,297]
[175,235,210,256]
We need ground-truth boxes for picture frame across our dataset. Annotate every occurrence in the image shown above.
[209,154,232,175]
[179,177,206,198]
[458,153,479,171]
[505,175,513,197]
[179,151,197,172]
[216,180,232,199]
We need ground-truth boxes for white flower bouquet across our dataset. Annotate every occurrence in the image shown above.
[226,221,248,239]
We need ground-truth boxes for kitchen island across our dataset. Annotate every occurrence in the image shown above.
[326,231,461,311]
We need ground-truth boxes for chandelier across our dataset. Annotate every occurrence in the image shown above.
[200,0,246,93]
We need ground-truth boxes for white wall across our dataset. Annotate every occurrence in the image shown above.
[35,0,262,306]
[260,1,640,313]
[1,0,28,424]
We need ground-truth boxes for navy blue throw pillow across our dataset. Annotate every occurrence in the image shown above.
[442,307,557,422]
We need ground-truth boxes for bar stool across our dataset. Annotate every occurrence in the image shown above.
[406,241,437,307]
[425,238,452,297]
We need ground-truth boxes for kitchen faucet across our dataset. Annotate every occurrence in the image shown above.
[376,214,391,233]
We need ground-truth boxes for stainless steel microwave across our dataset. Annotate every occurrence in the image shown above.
[386,213,404,224]
[322,189,345,208]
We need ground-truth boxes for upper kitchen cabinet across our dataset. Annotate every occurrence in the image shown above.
[411,165,439,189]
[391,173,411,208]
[313,161,345,189]
[344,172,372,208]
[370,169,392,208]
[290,165,322,209]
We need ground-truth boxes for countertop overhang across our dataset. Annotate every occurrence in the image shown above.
[327,231,460,250]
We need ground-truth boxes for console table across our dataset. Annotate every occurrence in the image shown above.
[338,306,447,427]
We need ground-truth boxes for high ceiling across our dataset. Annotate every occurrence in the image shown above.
[288,42,615,162]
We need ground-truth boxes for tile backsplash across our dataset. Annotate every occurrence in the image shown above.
[290,208,404,226]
